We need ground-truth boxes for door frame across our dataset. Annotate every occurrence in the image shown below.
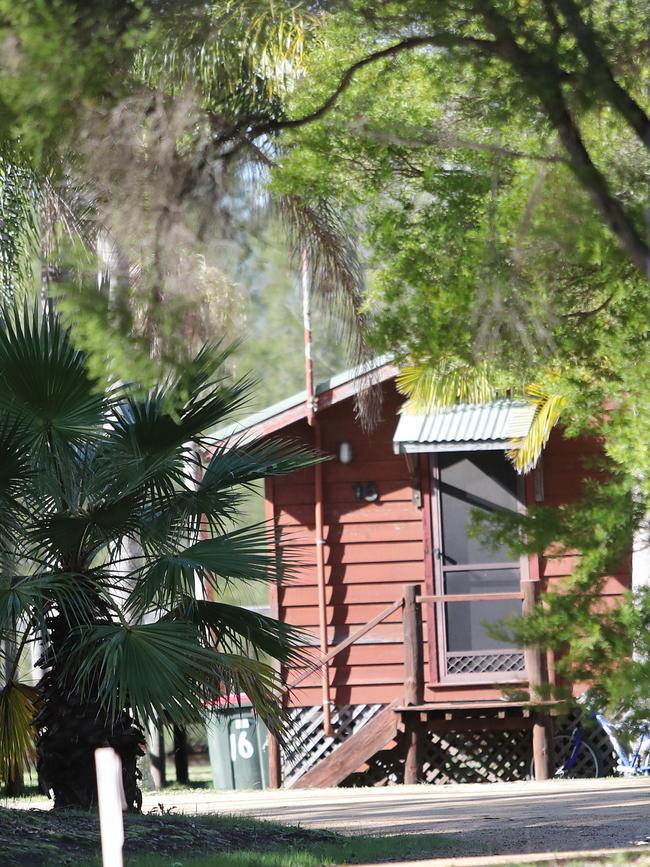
[425,452,529,686]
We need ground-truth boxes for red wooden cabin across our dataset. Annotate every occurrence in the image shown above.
[211,358,629,788]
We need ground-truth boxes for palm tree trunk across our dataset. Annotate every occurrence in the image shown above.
[34,622,145,811]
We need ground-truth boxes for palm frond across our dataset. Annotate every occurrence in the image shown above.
[27,493,144,568]
[135,437,317,547]
[280,194,381,428]
[106,360,253,485]
[136,1,312,118]
[0,572,109,639]
[128,523,285,613]
[205,437,319,485]
[212,650,289,737]
[170,598,306,667]
[397,357,497,411]
[0,305,108,448]
[0,416,31,546]
[0,681,38,783]
[508,384,566,473]
[64,620,285,729]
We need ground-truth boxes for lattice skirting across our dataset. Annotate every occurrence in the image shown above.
[281,704,382,788]
[342,707,618,787]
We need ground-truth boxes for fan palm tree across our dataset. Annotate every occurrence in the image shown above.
[0,305,313,810]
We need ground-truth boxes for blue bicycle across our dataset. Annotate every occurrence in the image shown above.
[531,712,650,778]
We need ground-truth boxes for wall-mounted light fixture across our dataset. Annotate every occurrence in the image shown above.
[354,481,379,503]
[337,441,353,464]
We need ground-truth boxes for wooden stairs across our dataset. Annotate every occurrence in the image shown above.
[292,698,403,789]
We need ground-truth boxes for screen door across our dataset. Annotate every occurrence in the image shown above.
[431,451,526,681]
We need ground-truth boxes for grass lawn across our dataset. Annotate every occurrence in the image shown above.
[0,806,449,867]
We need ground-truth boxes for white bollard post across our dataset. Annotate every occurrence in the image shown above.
[95,747,126,867]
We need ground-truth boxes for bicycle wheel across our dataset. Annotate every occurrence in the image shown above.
[638,750,650,775]
[530,735,602,779]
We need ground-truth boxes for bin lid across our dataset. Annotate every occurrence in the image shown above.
[204,692,251,709]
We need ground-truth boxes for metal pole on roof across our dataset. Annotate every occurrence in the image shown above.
[302,249,333,738]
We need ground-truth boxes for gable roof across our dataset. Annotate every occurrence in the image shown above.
[210,354,397,444]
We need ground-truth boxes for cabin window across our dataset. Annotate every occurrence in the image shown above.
[431,452,526,682]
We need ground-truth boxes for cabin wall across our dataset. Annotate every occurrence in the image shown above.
[274,382,426,706]
[272,390,630,709]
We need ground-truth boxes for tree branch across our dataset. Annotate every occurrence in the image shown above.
[563,292,614,318]
[479,4,650,278]
[551,92,648,271]
[349,121,567,164]
[553,0,650,150]
[217,33,502,148]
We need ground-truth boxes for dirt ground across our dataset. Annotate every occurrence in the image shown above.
[8,776,650,863]
[140,776,650,860]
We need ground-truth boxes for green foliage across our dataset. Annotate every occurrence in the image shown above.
[0,680,37,782]
[262,1,650,711]
[0,305,315,788]
[0,155,39,297]
[476,474,648,716]
[0,0,146,164]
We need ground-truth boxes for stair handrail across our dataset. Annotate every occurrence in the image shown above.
[286,597,404,690]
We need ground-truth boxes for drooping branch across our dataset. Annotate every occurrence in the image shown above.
[217,6,650,277]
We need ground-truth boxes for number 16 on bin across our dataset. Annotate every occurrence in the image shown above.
[230,718,254,761]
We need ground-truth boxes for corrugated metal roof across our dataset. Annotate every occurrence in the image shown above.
[393,400,536,454]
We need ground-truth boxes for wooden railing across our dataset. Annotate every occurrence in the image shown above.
[286,597,404,691]
[405,580,553,782]
[275,579,552,787]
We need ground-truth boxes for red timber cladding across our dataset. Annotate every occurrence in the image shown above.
[537,428,631,598]
[274,381,427,707]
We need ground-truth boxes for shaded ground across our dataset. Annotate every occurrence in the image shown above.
[7,777,650,864]
[0,807,339,866]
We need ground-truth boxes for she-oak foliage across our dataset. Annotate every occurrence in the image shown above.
[0,306,314,809]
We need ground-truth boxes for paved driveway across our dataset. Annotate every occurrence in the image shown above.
[141,777,650,859]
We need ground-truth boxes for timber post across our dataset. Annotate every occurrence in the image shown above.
[268,733,281,789]
[522,579,554,780]
[403,583,424,784]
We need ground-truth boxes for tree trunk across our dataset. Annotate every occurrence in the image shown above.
[145,721,166,790]
[173,725,189,785]
[34,652,145,811]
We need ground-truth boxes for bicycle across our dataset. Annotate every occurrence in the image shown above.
[531,712,650,779]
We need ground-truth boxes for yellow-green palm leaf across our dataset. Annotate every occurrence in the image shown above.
[397,358,497,411]
[0,681,38,783]
[508,384,566,473]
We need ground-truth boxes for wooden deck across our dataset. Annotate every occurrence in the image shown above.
[397,699,561,713]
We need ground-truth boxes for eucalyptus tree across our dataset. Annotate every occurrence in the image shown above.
[0,305,313,809]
